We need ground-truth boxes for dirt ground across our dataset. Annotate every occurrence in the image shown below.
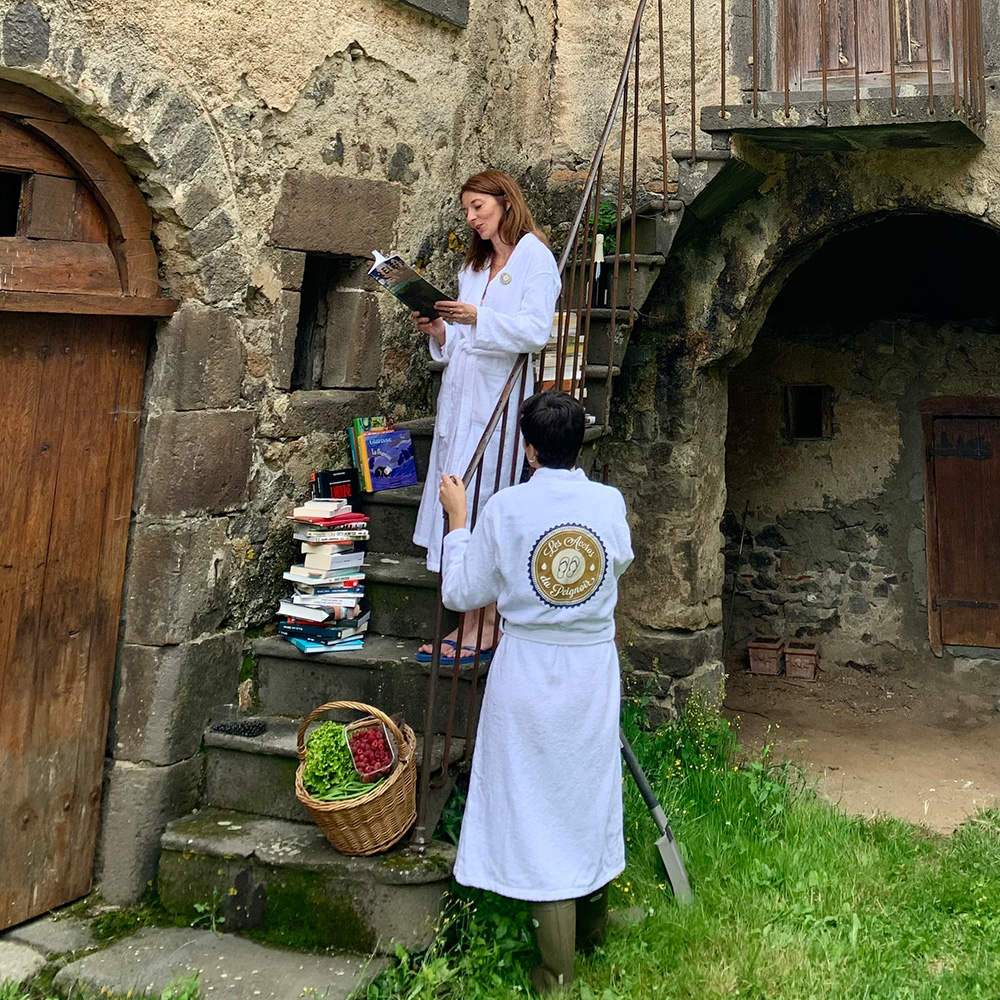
[722,661,1000,834]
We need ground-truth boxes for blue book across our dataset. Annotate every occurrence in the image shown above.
[288,637,365,654]
[363,429,418,492]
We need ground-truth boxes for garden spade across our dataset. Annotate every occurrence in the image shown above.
[619,729,693,903]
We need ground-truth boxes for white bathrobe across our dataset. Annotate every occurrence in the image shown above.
[413,233,561,571]
[441,467,634,901]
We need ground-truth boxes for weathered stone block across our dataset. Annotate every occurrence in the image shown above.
[158,811,454,953]
[172,179,223,230]
[110,631,244,766]
[201,246,249,302]
[124,520,233,645]
[321,289,382,388]
[150,302,245,410]
[396,0,469,28]
[623,624,723,678]
[0,942,45,985]
[272,290,301,391]
[137,410,255,516]
[270,173,399,257]
[263,389,379,438]
[187,209,236,258]
[94,757,201,904]
[259,247,307,291]
[2,1,49,66]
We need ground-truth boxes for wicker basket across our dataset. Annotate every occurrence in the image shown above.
[295,700,417,856]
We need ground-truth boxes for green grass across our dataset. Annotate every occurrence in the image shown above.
[361,695,1000,999]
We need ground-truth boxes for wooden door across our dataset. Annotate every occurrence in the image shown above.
[779,0,951,91]
[921,399,1000,653]
[0,313,147,928]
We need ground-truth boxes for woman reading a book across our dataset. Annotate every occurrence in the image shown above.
[412,169,561,665]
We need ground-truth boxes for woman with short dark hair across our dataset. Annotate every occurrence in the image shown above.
[438,390,634,992]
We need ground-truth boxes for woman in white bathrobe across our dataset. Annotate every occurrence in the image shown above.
[413,170,561,663]
[437,391,634,993]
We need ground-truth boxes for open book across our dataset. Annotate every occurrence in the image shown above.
[369,251,453,320]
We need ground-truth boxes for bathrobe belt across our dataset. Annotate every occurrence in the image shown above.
[499,620,616,646]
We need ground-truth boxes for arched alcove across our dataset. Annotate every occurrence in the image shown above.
[723,211,1000,673]
[0,80,177,929]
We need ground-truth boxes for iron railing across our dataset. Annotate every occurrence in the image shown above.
[410,0,989,847]
[409,0,668,848]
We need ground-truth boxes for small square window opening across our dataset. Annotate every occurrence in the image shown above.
[0,172,23,236]
[785,384,833,440]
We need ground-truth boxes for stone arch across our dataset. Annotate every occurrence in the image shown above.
[0,15,247,305]
[609,153,997,706]
[0,79,163,301]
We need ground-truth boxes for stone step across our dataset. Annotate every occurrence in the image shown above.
[364,552,455,638]
[52,926,386,1000]
[358,483,424,556]
[204,715,467,823]
[158,807,456,954]
[583,309,636,368]
[581,365,621,423]
[254,635,484,733]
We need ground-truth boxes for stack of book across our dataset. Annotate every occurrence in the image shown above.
[348,416,418,493]
[278,497,371,653]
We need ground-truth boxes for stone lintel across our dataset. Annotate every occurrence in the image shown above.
[623,624,723,678]
[270,173,399,257]
[261,389,380,439]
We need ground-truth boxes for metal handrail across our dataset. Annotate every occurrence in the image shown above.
[410,0,653,850]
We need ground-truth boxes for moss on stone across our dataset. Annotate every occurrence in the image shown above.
[245,869,376,953]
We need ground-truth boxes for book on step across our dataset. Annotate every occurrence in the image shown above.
[276,600,361,623]
[284,567,366,585]
[369,251,453,320]
[289,636,365,654]
[302,549,366,572]
[277,618,369,641]
[362,428,418,492]
[310,468,360,503]
[289,579,364,596]
[294,528,370,543]
[293,498,347,518]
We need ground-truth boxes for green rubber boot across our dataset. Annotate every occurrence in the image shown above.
[575,883,610,953]
[530,899,576,993]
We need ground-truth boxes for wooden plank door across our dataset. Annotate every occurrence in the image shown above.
[0,313,147,928]
[922,405,1000,652]
[781,0,950,91]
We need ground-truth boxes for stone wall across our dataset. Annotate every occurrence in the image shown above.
[597,94,1000,703]
[0,0,568,903]
[724,316,1000,671]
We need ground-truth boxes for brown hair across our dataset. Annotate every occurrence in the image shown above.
[460,170,548,272]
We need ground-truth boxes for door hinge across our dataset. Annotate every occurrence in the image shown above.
[933,598,999,611]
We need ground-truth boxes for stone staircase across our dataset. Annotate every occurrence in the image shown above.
[154,153,763,952]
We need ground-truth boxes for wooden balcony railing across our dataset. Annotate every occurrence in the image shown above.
[697,0,987,151]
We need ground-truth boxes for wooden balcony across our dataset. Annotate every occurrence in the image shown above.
[698,0,986,151]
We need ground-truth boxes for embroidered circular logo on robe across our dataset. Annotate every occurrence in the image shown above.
[500,272,512,285]
[528,523,607,607]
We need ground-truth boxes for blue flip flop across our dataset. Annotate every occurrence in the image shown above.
[415,638,494,665]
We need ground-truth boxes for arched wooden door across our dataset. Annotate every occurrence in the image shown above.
[0,81,177,929]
